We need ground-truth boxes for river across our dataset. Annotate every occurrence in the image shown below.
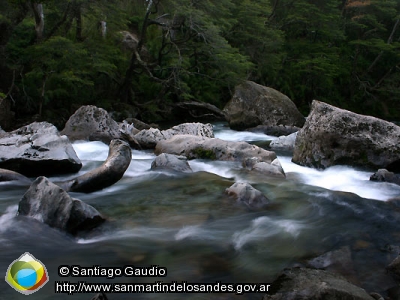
[1,122,400,299]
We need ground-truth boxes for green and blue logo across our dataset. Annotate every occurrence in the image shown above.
[5,252,49,295]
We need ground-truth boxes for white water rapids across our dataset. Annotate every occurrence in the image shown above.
[1,122,399,300]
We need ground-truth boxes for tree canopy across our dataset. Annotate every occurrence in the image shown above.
[0,0,399,128]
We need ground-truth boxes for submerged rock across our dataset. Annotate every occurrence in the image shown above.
[61,105,121,144]
[263,267,374,300]
[0,122,82,176]
[293,100,400,171]
[223,81,305,130]
[370,169,400,186]
[135,122,214,149]
[307,246,358,284]
[18,177,105,235]
[151,153,192,173]
[225,182,269,208]
[57,139,131,193]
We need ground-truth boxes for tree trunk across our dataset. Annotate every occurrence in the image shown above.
[31,2,44,41]
[119,1,154,103]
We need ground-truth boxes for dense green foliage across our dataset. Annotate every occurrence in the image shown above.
[0,0,399,127]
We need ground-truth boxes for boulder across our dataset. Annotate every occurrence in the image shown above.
[135,122,214,149]
[0,122,82,177]
[151,153,192,173]
[0,168,31,183]
[292,101,400,171]
[134,128,164,149]
[263,267,374,300]
[370,169,400,186]
[155,135,280,172]
[242,157,262,169]
[269,132,297,152]
[61,105,121,144]
[18,177,105,235]
[57,139,131,193]
[225,182,269,208]
[252,160,286,178]
[223,81,305,130]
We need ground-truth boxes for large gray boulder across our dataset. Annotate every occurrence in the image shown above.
[292,101,400,171]
[264,268,374,300]
[0,122,82,177]
[61,105,121,144]
[135,122,214,149]
[225,182,269,208]
[57,139,131,193]
[18,177,105,235]
[151,153,192,173]
[155,135,280,170]
[223,81,305,130]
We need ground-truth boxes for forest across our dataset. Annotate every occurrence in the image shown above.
[0,0,399,129]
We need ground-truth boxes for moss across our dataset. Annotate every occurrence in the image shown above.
[191,147,216,160]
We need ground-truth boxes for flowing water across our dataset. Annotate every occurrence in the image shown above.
[1,122,400,299]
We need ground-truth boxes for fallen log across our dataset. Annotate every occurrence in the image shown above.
[0,168,31,184]
[57,139,131,193]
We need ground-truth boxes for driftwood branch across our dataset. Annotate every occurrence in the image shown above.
[56,139,131,193]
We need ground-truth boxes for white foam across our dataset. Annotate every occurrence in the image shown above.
[0,205,18,234]
[279,156,400,201]
[77,227,174,244]
[73,141,109,161]
[174,225,204,240]
[190,160,239,178]
[232,216,304,250]
[215,129,277,142]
